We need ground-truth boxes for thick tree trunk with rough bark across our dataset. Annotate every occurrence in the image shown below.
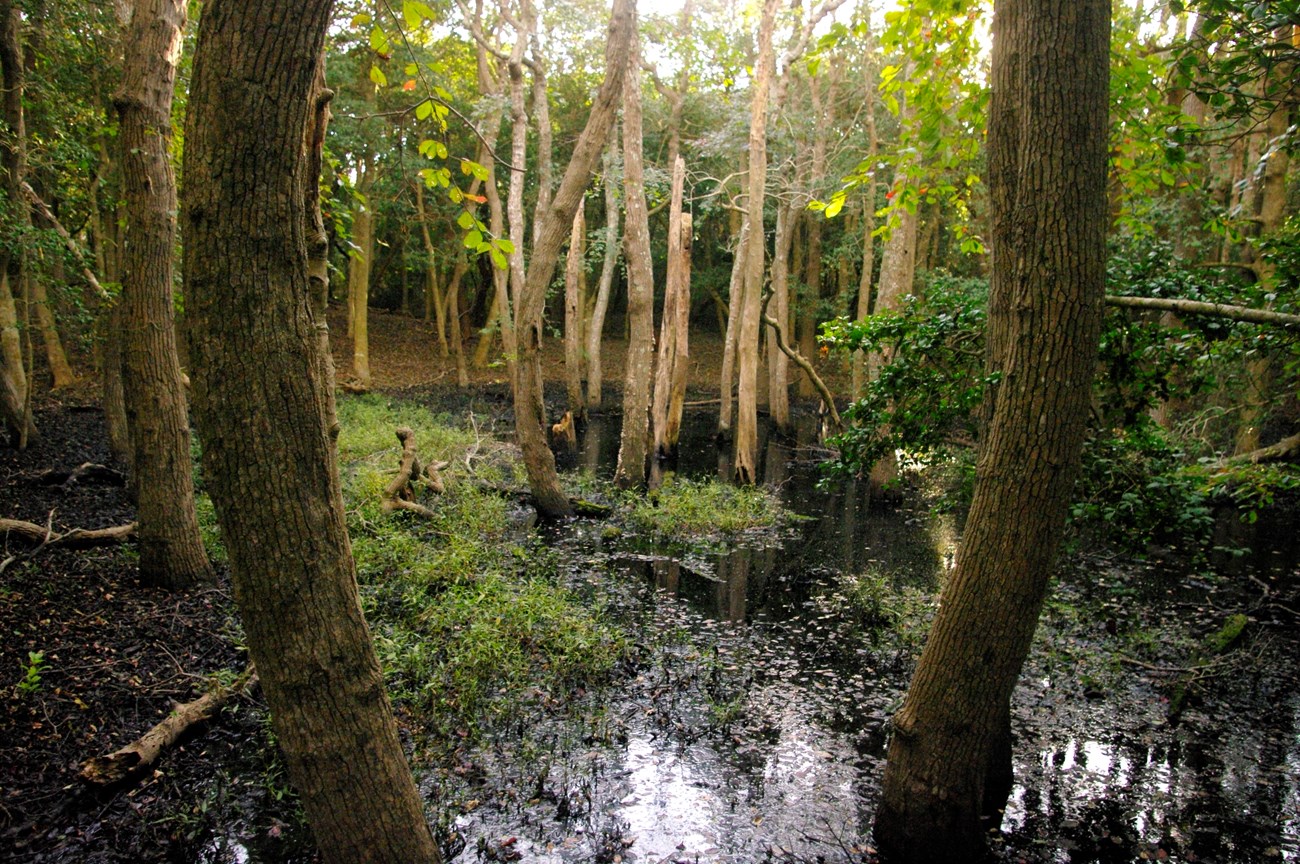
[874,2,1108,861]
[733,0,779,484]
[585,136,621,407]
[616,22,654,489]
[115,0,213,589]
[514,0,634,515]
[182,3,442,861]
[0,0,28,409]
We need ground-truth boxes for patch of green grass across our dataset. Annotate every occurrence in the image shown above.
[194,493,227,564]
[331,393,625,744]
[625,478,787,539]
[336,393,475,464]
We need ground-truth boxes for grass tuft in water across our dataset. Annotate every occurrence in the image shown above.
[625,477,787,539]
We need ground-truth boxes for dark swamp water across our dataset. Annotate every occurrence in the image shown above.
[406,407,1300,864]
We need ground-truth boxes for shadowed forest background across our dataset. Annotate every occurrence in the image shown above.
[1,0,1298,862]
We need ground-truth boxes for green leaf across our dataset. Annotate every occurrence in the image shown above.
[824,194,845,219]
[464,160,489,181]
[416,100,433,121]
[418,138,437,158]
[403,0,437,28]
[489,247,508,270]
[369,64,387,87]
[464,229,483,249]
[405,62,419,76]
[495,237,515,255]
[351,12,372,27]
[457,211,475,230]
[434,85,453,102]
[448,187,464,204]
[369,27,390,55]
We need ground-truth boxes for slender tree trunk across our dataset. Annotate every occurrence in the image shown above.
[874,2,1108,860]
[866,202,917,492]
[414,181,448,357]
[652,155,689,458]
[796,74,828,399]
[115,0,213,588]
[851,78,878,397]
[585,135,621,407]
[616,21,654,489]
[734,0,779,484]
[514,0,634,516]
[717,211,746,438]
[767,201,795,432]
[183,3,442,861]
[30,276,76,388]
[347,163,373,389]
[564,200,586,419]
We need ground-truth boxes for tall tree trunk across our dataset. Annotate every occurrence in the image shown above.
[874,2,1108,860]
[585,135,621,407]
[30,276,77,388]
[414,181,448,357]
[767,201,796,432]
[866,202,917,492]
[183,3,442,861]
[115,0,213,588]
[796,73,829,399]
[851,68,878,398]
[717,210,746,438]
[733,0,779,484]
[347,163,373,389]
[0,0,28,409]
[616,22,654,489]
[652,155,690,458]
[514,0,634,516]
[0,356,33,442]
[564,200,586,419]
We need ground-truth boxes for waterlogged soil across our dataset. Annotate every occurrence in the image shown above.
[3,390,1298,864]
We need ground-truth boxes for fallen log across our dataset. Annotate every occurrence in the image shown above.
[0,517,136,549]
[31,462,126,488]
[381,427,447,517]
[474,482,614,518]
[1104,294,1300,329]
[80,667,258,787]
[1216,430,1300,467]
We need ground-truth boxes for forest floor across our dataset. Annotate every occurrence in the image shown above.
[2,310,1297,864]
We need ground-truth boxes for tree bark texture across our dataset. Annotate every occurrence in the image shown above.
[866,201,917,493]
[114,0,213,589]
[733,0,779,484]
[514,0,634,515]
[874,2,1109,861]
[616,21,655,489]
[182,3,442,861]
[717,212,746,438]
[585,135,621,407]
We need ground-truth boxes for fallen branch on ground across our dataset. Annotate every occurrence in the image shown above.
[0,517,136,549]
[79,667,258,787]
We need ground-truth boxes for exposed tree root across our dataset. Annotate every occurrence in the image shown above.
[381,426,447,517]
[79,667,258,788]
